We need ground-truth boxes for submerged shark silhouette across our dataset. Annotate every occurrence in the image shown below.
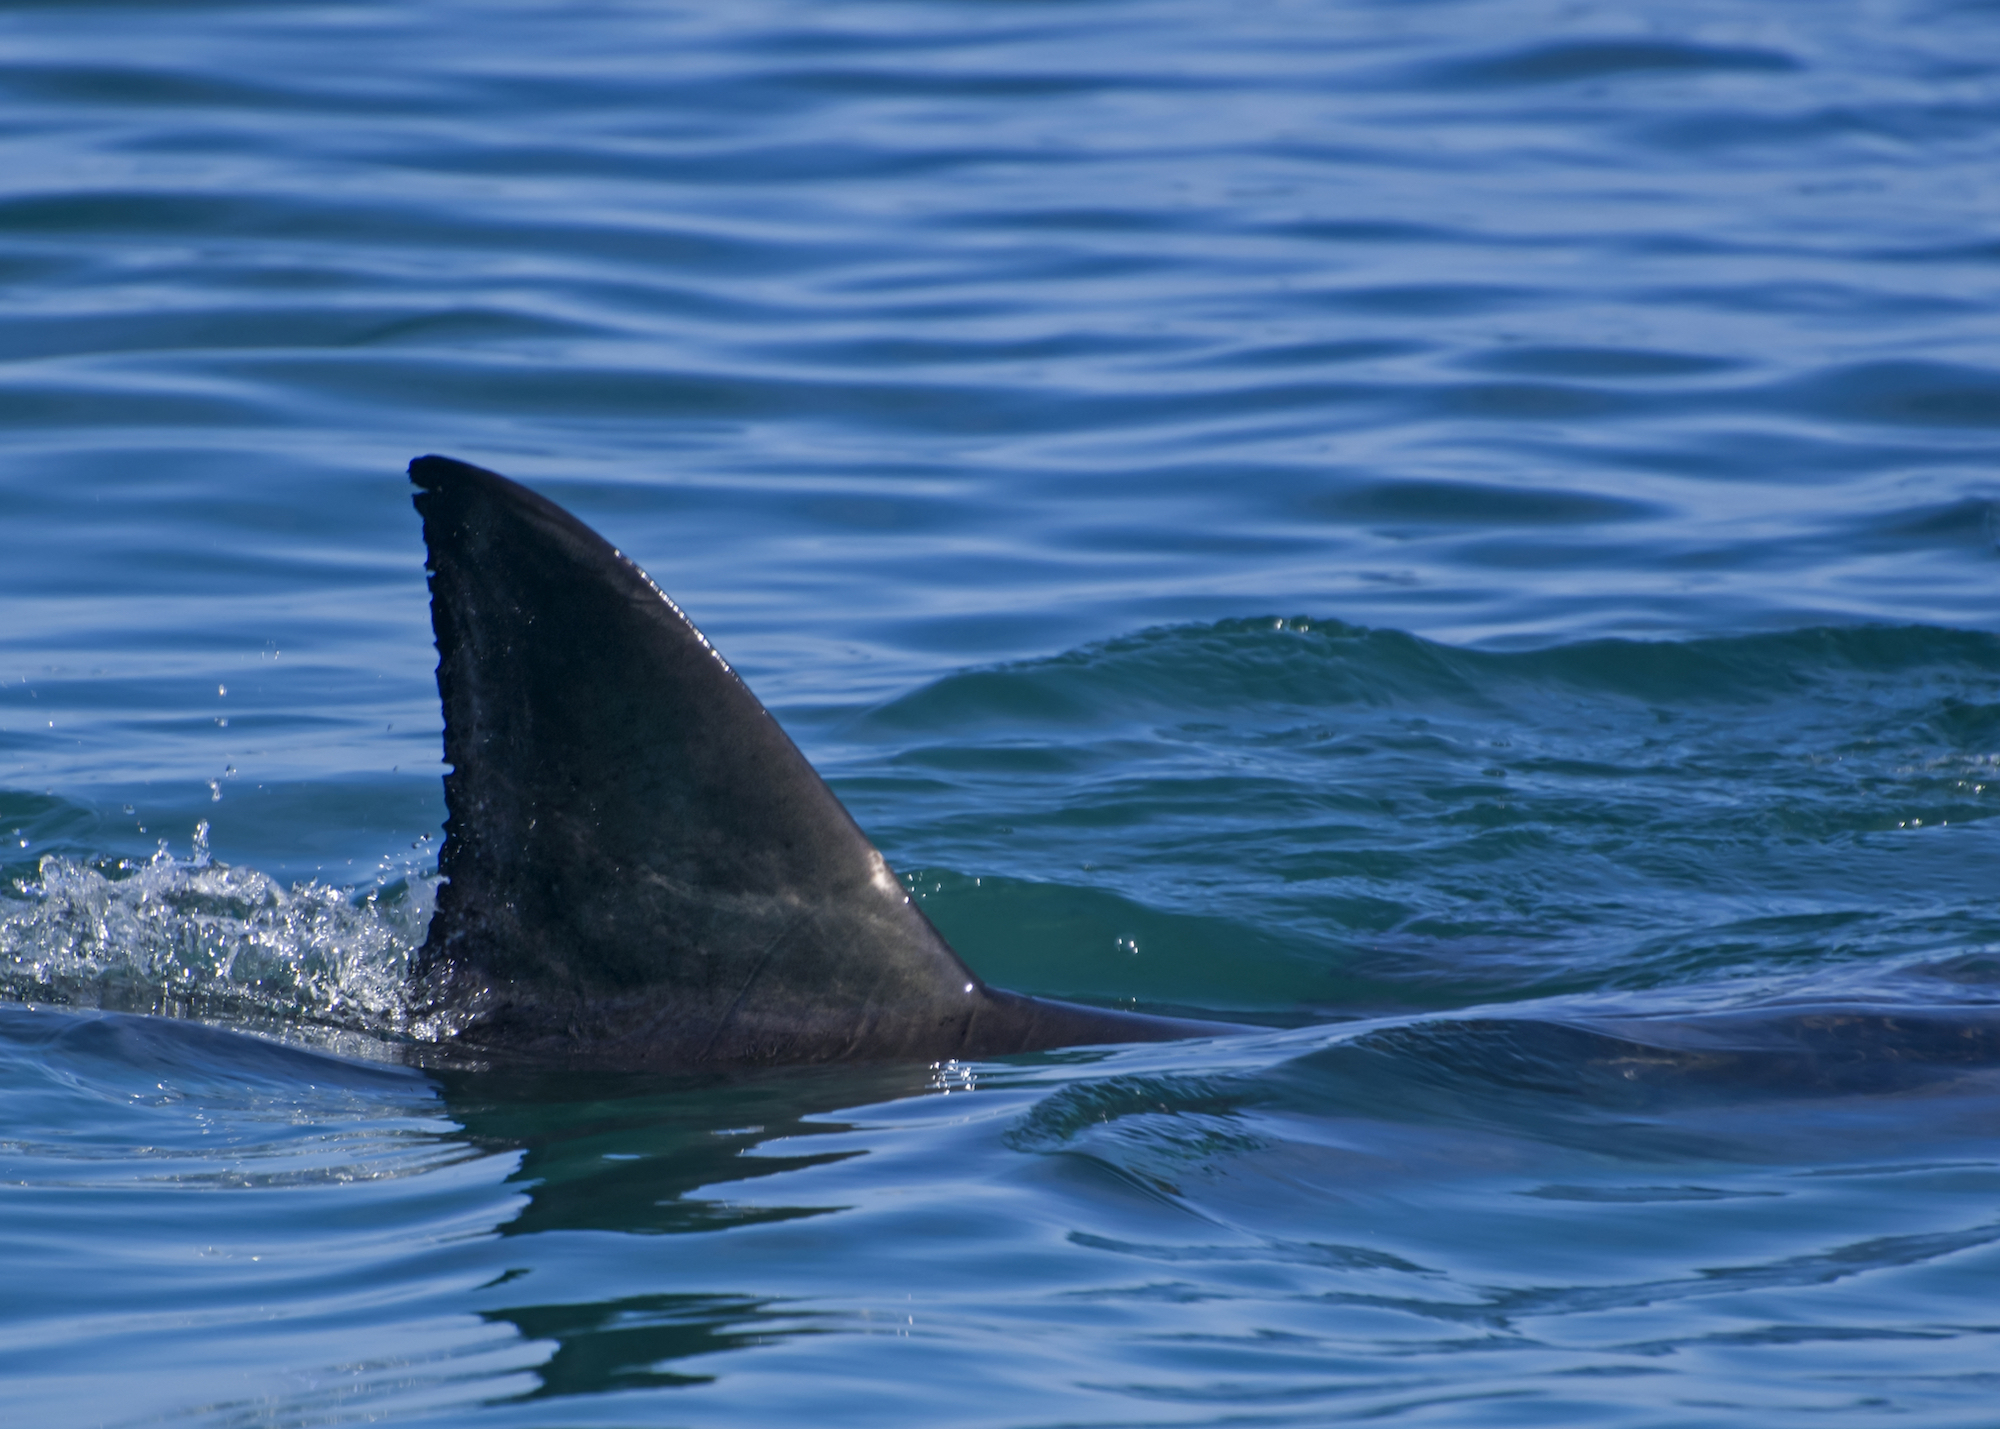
[407,456,1235,1067]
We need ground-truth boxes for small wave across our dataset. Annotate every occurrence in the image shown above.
[868,619,2000,731]
[0,822,440,1042]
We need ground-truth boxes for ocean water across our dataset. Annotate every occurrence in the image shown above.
[3,0,1999,1423]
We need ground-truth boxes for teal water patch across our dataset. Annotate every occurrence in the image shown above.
[838,621,2000,1013]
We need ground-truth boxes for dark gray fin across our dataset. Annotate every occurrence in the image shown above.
[409,456,1225,1066]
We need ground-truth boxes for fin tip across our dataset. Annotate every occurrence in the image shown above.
[409,454,495,493]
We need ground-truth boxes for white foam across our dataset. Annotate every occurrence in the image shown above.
[1,842,439,1041]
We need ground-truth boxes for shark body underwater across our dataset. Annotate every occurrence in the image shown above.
[407,454,1236,1067]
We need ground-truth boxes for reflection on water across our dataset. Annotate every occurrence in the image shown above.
[440,1063,932,1399]
[486,1292,826,1399]
[436,1060,935,1238]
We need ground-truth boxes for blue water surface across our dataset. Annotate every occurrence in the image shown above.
[3,0,1999,1424]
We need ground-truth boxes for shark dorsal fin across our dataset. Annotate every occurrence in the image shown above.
[409,455,1231,1066]
[410,455,987,1064]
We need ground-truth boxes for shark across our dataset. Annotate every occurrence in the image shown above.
[406,455,1236,1067]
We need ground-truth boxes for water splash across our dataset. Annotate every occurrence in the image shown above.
[0,827,441,1043]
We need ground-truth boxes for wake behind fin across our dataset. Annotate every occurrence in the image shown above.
[409,456,1227,1066]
